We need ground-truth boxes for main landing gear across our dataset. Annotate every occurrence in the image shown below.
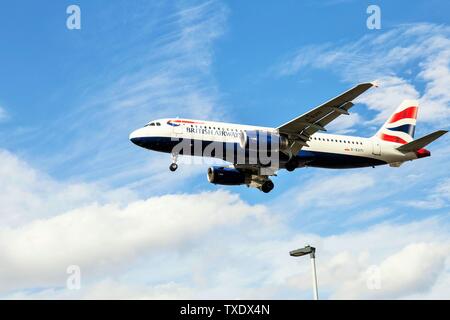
[260,180,274,193]
[285,158,299,172]
[169,153,178,172]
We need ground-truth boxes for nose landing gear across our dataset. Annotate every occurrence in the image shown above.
[169,153,178,172]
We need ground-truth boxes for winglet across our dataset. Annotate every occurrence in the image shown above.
[371,80,380,88]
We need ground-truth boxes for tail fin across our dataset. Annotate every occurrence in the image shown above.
[375,99,419,144]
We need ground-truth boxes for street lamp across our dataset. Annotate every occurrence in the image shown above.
[290,245,319,300]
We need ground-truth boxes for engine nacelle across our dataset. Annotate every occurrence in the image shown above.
[239,130,289,152]
[207,166,249,186]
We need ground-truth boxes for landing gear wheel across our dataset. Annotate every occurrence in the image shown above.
[285,159,299,172]
[261,180,274,193]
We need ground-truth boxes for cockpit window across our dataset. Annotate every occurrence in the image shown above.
[144,121,161,127]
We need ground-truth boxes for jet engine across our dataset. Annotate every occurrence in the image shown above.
[207,166,249,186]
[239,130,289,153]
[207,166,275,193]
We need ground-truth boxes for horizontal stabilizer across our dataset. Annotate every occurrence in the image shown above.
[396,130,448,153]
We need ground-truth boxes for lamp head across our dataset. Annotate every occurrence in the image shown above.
[290,245,316,258]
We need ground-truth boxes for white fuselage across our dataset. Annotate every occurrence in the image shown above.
[129,118,421,169]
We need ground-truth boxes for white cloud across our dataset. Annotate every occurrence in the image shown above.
[346,208,392,224]
[0,148,272,295]
[418,46,450,126]
[5,280,194,300]
[271,140,450,232]
[14,0,229,188]
[326,112,362,134]
[405,178,450,210]
[1,148,450,299]
[0,187,268,294]
[7,215,448,300]
[333,243,449,299]
[284,218,450,300]
[275,23,450,128]
[84,0,228,123]
[355,76,420,125]
[0,149,136,227]
[285,172,376,210]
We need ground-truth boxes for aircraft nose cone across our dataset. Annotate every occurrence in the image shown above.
[129,129,143,146]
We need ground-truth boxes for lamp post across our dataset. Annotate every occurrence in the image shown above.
[290,245,318,300]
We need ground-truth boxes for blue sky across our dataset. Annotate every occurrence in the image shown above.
[0,0,449,299]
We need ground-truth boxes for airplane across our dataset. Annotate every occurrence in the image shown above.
[129,82,447,193]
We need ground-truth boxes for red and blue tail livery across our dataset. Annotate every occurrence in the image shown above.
[376,100,419,144]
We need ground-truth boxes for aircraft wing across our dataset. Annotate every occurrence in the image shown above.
[277,82,376,155]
